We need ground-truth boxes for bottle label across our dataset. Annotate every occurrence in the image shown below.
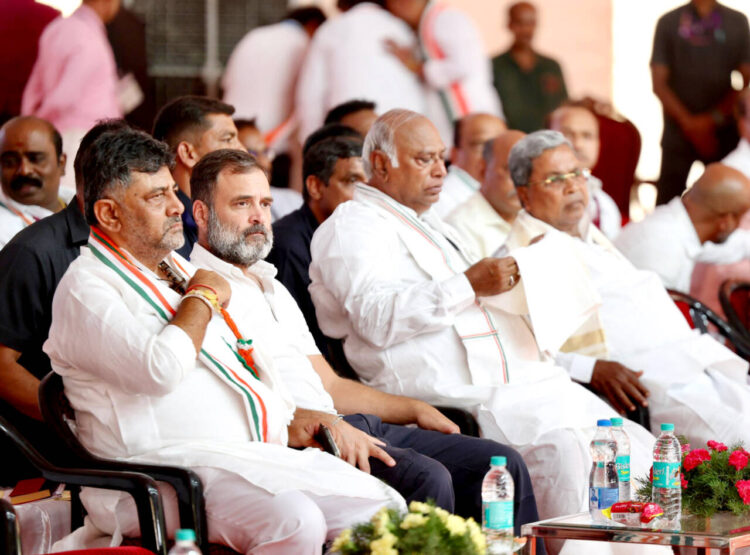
[653,461,680,488]
[589,487,618,509]
[616,455,631,483]
[483,500,514,531]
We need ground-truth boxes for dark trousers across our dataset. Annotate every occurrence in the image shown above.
[656,122,739,205]
[344,413,543,551]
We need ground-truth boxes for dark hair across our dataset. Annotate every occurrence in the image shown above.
[324,99,377,126]
[338,0,383,9]
[303,136,362,202]
[83,128,175,225]
[50,124,63,159]
[234,118,258,132]
[191,149,262,206]
[74,119,130,189]
[303,123,362,154]
[287,6,326,27]
[152,96,235,150]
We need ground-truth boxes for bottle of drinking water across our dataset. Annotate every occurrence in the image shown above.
[652,423,682,524]
[168,529,202,555]
[589,419,619,522]
[610,417,631,502]
[482,456,515,553]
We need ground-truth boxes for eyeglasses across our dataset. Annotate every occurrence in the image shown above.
[525,167,591,189]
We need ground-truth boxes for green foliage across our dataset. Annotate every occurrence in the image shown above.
[634,440,750,518]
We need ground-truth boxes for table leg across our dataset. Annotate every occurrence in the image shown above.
[528,536,537,555]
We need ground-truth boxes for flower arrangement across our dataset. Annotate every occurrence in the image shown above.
[635,439,750,517]
[330,501,487,555]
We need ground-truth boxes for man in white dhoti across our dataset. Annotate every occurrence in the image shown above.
[294,0,426,144]
[615,163,750,293]
[505,130,750,451]
[186,147,542,530]
[44,128,403,553]
[447,130,525,257]
[385,0,504,148]
[308,110,664,555]
[431,113,506,218]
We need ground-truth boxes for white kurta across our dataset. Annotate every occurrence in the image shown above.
[308,185,658,540]
[615,196,750,292]
[506,211,750,449]
[417,2,503,148]
[446,190,512,258]
[587,175,622,241]
[295,2,426,142]
[0,189,55,248]
[222,20,308,151]
[431,165,479,219]
[44,246,404,550]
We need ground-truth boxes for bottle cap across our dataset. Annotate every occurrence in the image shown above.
[660,423,674,432]
[491,456,507,466]
[175,529,196,542]
[596,419,612,427]
[610,417,624,427]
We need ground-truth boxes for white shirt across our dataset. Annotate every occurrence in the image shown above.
[295,3,426,142]
[723,137,750,177]
[431,165,479,219]
[190,243,335,414]
[418,3,503,147]
[223,20,308,149]
[615,197,750,292]
[0,189,56,248]
[445,190,511,258]
[587,175,621,241]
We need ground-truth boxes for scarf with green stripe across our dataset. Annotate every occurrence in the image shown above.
[355,184,511,385]
[87,228,295,444]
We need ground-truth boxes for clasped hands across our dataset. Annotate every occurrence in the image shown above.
[465,256,521,297]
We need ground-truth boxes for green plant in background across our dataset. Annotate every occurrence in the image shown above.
[330,500,487,555]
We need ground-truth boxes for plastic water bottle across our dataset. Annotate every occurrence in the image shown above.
[482,455,515,553]
[610,417,631,502]
[589,419,619,522]
[168,529,202,555]
[652,423,682,524]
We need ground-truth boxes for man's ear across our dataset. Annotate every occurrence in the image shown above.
[371,150,389,181]
[477,157,487,182]
[193,199,209,232]
[58,153,67,176]
[515,186,530,210]
[306,175,325,201]
[93,198,121,234]
[176,141,199,169]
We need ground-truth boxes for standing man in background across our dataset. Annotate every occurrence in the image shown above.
[22,0,123,199]
[385,0,503,148]
[492,2,568,133]
[651,0,750,205]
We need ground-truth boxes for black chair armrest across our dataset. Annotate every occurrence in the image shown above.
[434,406,481,437]
[39,372,208,553]
[0,498,20,555]
[0,416,168,555]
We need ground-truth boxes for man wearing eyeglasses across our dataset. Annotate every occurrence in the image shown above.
[504,130,750,452]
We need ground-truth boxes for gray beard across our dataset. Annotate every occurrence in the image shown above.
[206,209,273,267]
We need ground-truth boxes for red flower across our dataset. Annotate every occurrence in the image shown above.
[729,450,749,471]
[707,440,728,452]
[684,449,711,471]
[649,466,653,482]
[680,473,688,489]
[736,480,750,505]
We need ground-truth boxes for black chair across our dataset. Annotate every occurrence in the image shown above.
[325,336,481,437]
[38,372,211,554]
[0,415,167,554]
[668,289,750,361]
[719,279,750,342]
[0,498,20,555]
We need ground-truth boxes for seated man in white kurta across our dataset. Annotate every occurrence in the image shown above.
[503,130,750,450]
[43,128,403,554]
[308,110,664,555]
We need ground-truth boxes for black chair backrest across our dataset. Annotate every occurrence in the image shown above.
[0,499,20,555]
[719,279,750,342]
[668,289,750,362]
